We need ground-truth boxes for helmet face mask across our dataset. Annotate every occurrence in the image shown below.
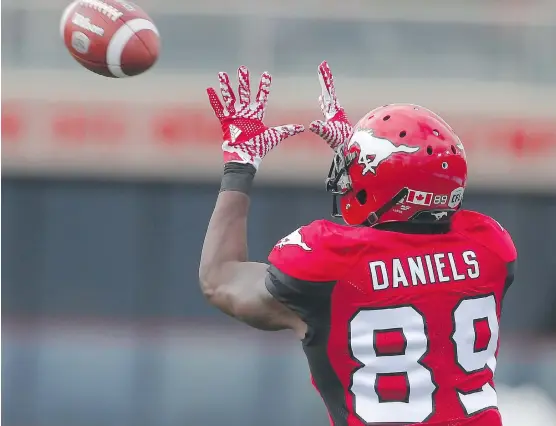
[325,104,468,226]
[325,148,354,218]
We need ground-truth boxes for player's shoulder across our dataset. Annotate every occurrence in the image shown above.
[268,219,370,282]
[452,210,517,263]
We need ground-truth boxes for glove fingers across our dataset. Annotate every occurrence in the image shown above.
[318,61,336,100]
[206,87,225,118]
[318,61,334,106]
[310,121,334,147]
[310,119,328,135]
[309,120,338,148]
[272,124,305,140]
[317,61,341,119]
[318,95,326,116]
[255,72,272,118]
[237,65,251,108]
[218,72,237,115]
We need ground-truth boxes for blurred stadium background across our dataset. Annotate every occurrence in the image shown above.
[2,0,556,425]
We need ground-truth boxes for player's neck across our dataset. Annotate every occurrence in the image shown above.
[372,221,451,235]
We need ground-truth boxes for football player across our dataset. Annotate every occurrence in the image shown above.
[199,62,517,426]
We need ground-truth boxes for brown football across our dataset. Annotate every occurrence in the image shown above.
[60,0,160,78]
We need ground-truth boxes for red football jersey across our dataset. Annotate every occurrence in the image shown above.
[266,210,517,426]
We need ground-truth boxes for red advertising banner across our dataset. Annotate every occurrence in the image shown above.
[3,98,556,190]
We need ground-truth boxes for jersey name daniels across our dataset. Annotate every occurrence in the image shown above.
[369,250,479,291]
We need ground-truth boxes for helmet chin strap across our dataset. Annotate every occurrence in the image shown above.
[365,187,409,226]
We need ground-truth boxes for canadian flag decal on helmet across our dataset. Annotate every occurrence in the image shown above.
[348,129,420,175]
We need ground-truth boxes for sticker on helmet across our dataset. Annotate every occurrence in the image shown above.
[432,211,449,220]
[348,129,419,176]
[433,195,449,205]
[448,187,465,208]
[406,189,433,206]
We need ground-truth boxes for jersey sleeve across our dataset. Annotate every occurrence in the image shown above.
[482,216,518,295]
[265,220,356,334]
[454,210,518,295]
[267,220,354,282]
[265,265,336,325]
[454,210,518,263]
[478,215,518,264]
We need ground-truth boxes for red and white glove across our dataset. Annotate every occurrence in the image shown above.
[207,66,304,170]
[309,61,353,150]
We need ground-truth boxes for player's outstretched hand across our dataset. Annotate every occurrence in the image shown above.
[309,61,353,150]
[207,66,305,170]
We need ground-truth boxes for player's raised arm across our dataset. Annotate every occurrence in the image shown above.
[199,66,305,335]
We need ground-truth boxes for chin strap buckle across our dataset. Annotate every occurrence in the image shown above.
[366,188,410,225]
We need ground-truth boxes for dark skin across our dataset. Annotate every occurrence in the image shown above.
[198,190,307,338]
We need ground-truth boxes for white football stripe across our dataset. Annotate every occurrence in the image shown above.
[106,18,159,78]
[60,0,79,39]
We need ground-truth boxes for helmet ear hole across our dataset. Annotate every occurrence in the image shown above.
[356,190,367,205]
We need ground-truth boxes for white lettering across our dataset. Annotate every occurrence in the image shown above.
[370,261,389,290]
[424,255,436,284]
[369,251,481,291]
[79,0,124,22]
[392,258,409,288]
[408,257,427,286]
[434,253,450,283]
[448,252,466,281]
[463,251,480,279]
[72,13,105,36]
[114,0,136,11]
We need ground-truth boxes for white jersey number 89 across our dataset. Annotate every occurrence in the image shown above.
[349,295,499,424]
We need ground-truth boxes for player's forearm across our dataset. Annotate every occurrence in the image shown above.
[200,191,249,269]
[199,164,255,297]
